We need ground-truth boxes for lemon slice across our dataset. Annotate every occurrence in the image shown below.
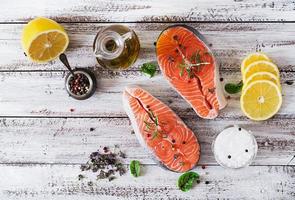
[243,61,279,82]
[241,80,282,121]
[241,52,271,75]
[243,72,281,91]
[21,17,69,63]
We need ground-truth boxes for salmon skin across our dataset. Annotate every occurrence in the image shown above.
[122,86,200,173]
[156,25,227,119]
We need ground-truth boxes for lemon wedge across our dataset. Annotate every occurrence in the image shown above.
[241,80,282,121]
[241,52,271,75]
[21,17,69,63]
[243,61,279,82]
[243,71,281,91]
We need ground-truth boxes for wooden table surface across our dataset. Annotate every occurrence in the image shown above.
[0,0,294,199]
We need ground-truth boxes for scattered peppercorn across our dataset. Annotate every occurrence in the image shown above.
[70,108,75,112]
[219,78,224,82]
[131,130,135,134]
[68,73,90,96]
[119,151,126,158]
[173,35,179,41]
[172,139,176,143]
[205,181,210,184]
[78,174,85,180]
[87,181,93,186]
[202,165,206,169]
[90,127,95,132]
[196,180,200,184]
[285,80,294,85]
[79,146,126,181]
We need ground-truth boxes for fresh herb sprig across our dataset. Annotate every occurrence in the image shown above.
[140,62,157,78]
[144,110,161,139]
[178,171,200,192]
[177,51,211,78]
[130,160,141,177]
[225,80,243,94]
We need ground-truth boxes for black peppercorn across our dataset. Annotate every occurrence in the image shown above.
[65,68,96,100]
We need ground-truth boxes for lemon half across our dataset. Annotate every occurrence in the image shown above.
[241,80,282,121]
[21,17,69,63]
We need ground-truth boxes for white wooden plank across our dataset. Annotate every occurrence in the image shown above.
[0,117,294,165]
[0,164,294,199]
[0,71,294,118]
[0,23,295,71]
[2,0,295,22]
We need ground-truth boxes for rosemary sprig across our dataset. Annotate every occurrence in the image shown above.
[177,50,211,78]
[143,110,161,139]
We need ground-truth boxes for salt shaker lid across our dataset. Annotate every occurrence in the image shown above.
[212,125,258,169]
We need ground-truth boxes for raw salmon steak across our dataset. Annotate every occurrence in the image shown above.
[122,86,200,172]
[156,25,227,119]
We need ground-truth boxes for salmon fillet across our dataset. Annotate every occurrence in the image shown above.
[156,25,227,119]
[122,86,200,172]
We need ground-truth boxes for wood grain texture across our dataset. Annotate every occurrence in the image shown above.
[0,71,294,118]
[1,23,295,71]
[0,117,294,165]
[0,164,294,200]
[1,2,295,199]
[2,0,295,22]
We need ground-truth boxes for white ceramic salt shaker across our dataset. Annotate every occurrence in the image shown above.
[212,125,258,169]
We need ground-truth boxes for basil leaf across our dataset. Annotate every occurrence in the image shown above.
[178,171,199,192]
[130,160,140,177]
[140,63,157,78]
[225,80,243,94]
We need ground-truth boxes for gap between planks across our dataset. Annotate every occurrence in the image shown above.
[1,21,295,25]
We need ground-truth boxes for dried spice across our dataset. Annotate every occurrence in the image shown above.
[79,146,126,182]
[68,73,90,96]
[78,174,85,180]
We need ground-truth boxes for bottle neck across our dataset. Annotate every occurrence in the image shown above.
[94,30,131,60]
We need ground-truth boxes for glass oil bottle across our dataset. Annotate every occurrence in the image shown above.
[93,25,140,70]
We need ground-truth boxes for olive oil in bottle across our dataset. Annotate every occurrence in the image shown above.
[93,25,140,71]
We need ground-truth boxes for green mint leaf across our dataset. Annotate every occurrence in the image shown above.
[224,80,243,94]
[130,160,140,177]
[178,172,199,192]
[140,63,157,78]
